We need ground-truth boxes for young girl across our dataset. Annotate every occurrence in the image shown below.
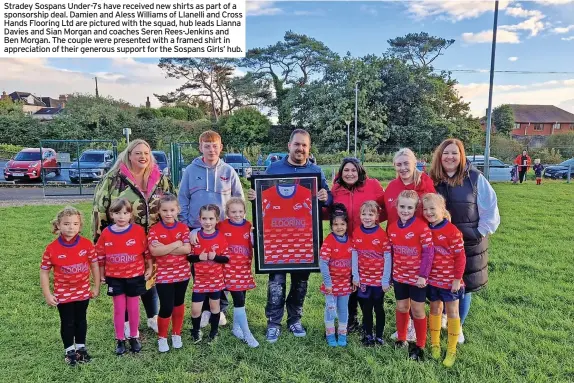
[387,190,434,361]
[319,203,355,347]
[351,201,392,347]
[96,198,152,355]
[422,193,466,368]
[533,159,544,185]
[148,194,191,353]
[40,206,100,366]
[189,204,229,344]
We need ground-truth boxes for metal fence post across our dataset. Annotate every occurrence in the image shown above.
[568,165,571,183]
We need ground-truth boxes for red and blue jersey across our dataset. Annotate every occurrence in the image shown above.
[320,233,353,296]
[352,225,391,287]
[192,230,228,292]
[428,219,466,289]
[148,221,191,284]
[96,224,149,279]
[219,219,255,291]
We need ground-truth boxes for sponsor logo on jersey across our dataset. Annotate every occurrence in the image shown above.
[57,254,66,259]
[273,206,281,210]
[225,233,232,236]
[372,239,380,245]
[126,239,136,246]
[160,234,167,239]
[243,233,250,239]
[438,235,446,240]
[293,203,302,210]
[405,232,414,240]
[105,242,113,246]
[79,249,87,257]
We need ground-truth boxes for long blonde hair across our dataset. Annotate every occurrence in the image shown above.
[422,193,451,221]
[393,148,423,187]
[106,139,157,181]
[51,206,83,235]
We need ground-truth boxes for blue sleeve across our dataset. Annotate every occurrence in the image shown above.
[382,251,392,288]
[352,250,359,283]
[178,167,191,227]
[319,259,332,288]
[319,168,332,207]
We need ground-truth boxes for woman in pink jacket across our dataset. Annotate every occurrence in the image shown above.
[327,157,385,333]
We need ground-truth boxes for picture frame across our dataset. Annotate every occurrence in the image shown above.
[250,173,323,273]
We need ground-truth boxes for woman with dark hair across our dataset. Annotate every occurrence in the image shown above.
[429,138,500,344]
[328,157,385,333]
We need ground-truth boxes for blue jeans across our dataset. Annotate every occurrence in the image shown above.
[324,295,350,327]
[459,292,472,325]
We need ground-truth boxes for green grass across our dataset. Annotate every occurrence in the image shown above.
[1,182,573,382]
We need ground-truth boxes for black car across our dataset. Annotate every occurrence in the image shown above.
[543,158,574,179]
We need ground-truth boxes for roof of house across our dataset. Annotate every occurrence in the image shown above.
[9,91,46,106]
[41,97,64,107]
[509,104,574,123]
[34,107,63,115]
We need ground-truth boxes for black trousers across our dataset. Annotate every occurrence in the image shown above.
[57,299,90,349]
[348,290,359,323]
[156,280,189,318]
[519,169,527,183]
[266,272,310,328]
[359,295,385,338]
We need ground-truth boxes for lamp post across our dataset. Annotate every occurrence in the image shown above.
[484,0,499,181]
[344,119,351,153]
[354,81,358,158]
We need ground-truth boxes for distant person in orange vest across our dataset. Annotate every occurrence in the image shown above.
[513,150,531,184]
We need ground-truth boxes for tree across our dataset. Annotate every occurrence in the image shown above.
[386,32,455,68]
[492,104,515,136]
[241,31,338,124]
[0,97,23,116]
[220,108,271,149]
[158,106,188,120]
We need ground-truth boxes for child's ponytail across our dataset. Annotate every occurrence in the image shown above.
[329,203,349,228]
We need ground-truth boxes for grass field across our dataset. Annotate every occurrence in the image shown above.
[1,181,573,382]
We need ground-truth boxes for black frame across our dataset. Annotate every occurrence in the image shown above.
[251,173,323,273]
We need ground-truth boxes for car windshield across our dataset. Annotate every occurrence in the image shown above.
[14,152,41,161]
[226,155,247,163]
[79,153,105,162]
[153,153,167,162]
[559,158,574,166]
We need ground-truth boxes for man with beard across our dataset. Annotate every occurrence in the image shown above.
[248,129,331,343]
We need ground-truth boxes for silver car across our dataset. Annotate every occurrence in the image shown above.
[466,155,512,182]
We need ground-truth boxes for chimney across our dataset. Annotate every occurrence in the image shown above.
[146,96,150,108]
[1,91,9,101]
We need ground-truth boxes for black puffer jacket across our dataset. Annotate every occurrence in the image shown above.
[435,166,488,292]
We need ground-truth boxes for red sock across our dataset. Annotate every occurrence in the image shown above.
[157,316,171,339]
[171,304,185,336]
[413,317,428,348]
[396,311,410,341]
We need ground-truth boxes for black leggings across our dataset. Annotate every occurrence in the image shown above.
[359,296,385,338]
[57,299,90,349]
[519,169,527,183]
[229,291,246,308]
[156,280,189,318]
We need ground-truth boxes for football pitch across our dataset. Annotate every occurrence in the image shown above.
[0,182,572,382]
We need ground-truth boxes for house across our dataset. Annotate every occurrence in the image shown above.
[6,91,46,114]
[41,95,68,108]
[32,107,64,120]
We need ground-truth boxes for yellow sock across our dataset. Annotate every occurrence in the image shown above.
[429,314,442,346]
[447,318,461,354]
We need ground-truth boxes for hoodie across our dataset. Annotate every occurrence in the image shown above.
[178,157,244,229]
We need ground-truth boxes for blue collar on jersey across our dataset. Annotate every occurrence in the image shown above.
[397,216,416,229]
[58,235,80,248]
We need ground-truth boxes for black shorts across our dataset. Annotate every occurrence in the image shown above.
[192,291,221,303]
[357,284,383,300]
[106,275,146,297]
[428,285,465,303]
[393,281,427,303]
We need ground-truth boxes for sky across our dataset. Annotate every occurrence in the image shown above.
[2,0,574,119]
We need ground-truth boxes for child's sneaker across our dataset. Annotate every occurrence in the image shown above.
[171,335,183,349]
[219,312,227,326]
[232,325,244,340]
[394,340,408,349]
[76,347,91,363]
[409,345,424,362]
[361,334,375,347]
[337,334,348,347]
[64,350,77,366]
[124,321,130,339]
[326,334,337,347]
[441,314,447,330]
[129,337,142,353]
[115,340,127,355]
[200,311,211,328]
[431,345,441,360]
[375,337,385,346]
[207,332,218,345]
[443,351,457,368]
[244,333,260,348]
[158,337,169,353]
[147,316,158,333]
[266,327,280,343]
[191,330,202,344]
[458,327,465,344]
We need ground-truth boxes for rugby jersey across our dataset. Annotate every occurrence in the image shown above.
[320,233,353,296]
[191,230,229,292]
[148,221,191,284]
[428,219,466,289]
[219,219,255,291]
[352,225,392,287]
[96,224,149,278]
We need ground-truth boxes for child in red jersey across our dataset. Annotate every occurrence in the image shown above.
[189,204,230,344]
[387,190,434,361]
[96,198,152,355]
[352,201,392,347]
[422,193,466,368]
[40,206,100,366]
[320,203,355,347]
[148,194,191,353]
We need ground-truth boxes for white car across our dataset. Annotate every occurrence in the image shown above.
[466,155,512,182]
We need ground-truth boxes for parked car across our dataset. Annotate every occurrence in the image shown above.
[152,151,169,176]
[4,148,60,181]
[222,153,252,178]
[543,158,574,179]
[466,155,512,182]
[69,149,114,183]
[264,152,288,167]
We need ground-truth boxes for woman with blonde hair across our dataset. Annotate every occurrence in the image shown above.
[429,138,500,344]
[93,139,176,337]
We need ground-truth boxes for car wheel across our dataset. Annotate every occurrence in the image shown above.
[70,178,78,184]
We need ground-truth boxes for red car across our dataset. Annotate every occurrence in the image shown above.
[4,148,61,181]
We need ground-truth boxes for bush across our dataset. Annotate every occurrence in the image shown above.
[490,135,524,163]
[545,132,574,159]
[528,148,563,165]
[0,143,24,159]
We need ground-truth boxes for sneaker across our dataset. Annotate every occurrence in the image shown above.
[458,328,465,344]
[207,332,218,344]
[147,316,158,333]
[244,333,260,348]
[348,318,361,334]
[266,327,280,343]
[361,335,375,347]
[232,325,244,340]
[129,337,142,353]
[394,340,408,349]
[219,312,227,326]
[337,334,348,347]
[191,330,202,344]
[115,340,127,355]
[409,345,424,362]
[288,322,307,338]
[441,314,447,330]
[171,335,182,349]
[443,351,457,368]
[375,337,385,346]
[124,321,130,339]
[76,347,91,363]
[200,311,211,328]
[64,350,77,366]
[326,334,337,347]
[390,319,417,342]
[158,337,169,353]
[431,345,441,360]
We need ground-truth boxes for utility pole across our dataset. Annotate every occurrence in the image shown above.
[354,82,358,158]
[95,77,99,98]
[484,0,499,180]
[344,119,351,153]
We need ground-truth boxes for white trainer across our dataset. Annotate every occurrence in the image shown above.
[147,316,158,333]
[200,311,211,328]
[232,325,244,340]
[124,321,130,339]
[458,327,465,344]
[171,335,183,349]
[441,314,448,330]
[219,312,227,326]
[158,337,169,353]
[244,333,259,348]
[391,319,417,341]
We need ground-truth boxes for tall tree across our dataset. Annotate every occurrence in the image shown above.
[386,32,455,68]
[492,104,515,136]
[241,31,338,124]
